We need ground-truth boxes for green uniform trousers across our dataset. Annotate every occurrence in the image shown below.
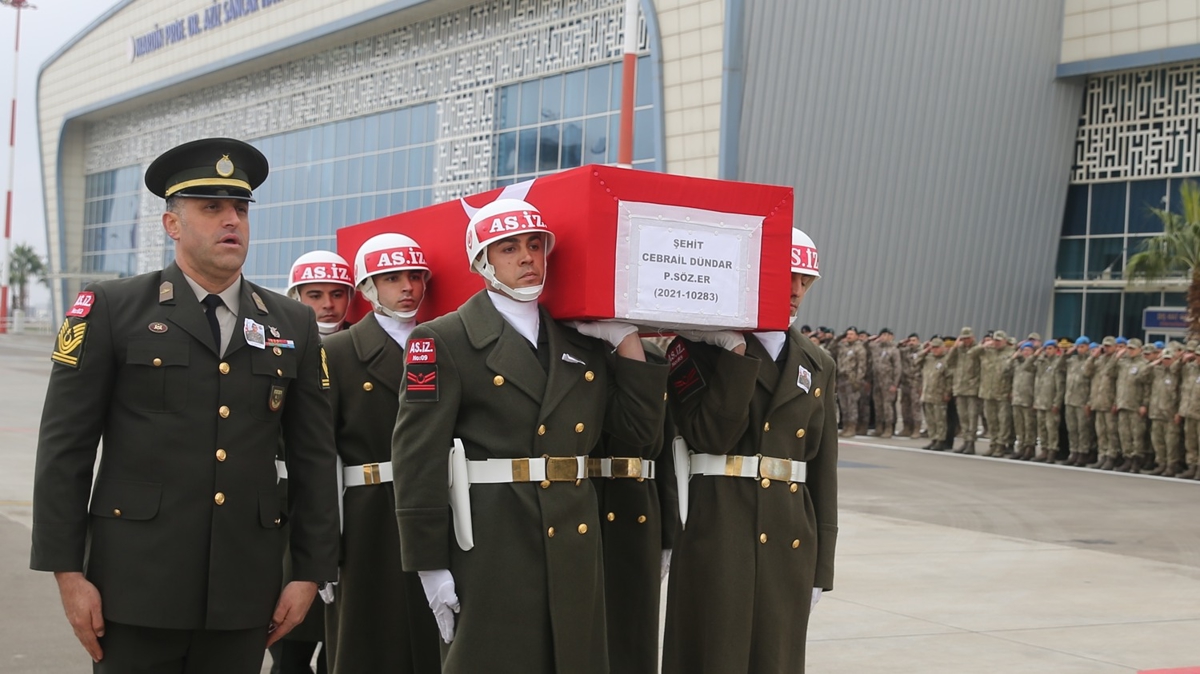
[1013,405,1037,449]
[1149,419,1183,466]
[1037,409,1060,453]
[983,399,1013,449]
[1117,409,1147,458]
[1064,405,1093,454]
[922,402,947,442]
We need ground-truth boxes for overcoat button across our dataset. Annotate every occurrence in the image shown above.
[584,371,595,381]
[214,492,226,506]
[494,375,504,386]
[219,362,230,374]
[363,382,374,391]
[790,483,799,493]
[759,533,768,544]
[792,539,801,549]
[273,347,283,356]
[538,425,546,436]
[218,406,230,418]
[637,515,647,524]
[606,512,615,522]
[274,518,282,526]
[112,509,121,517]
[761,478,770,488]
[152,358,162,367]
[763,422,770,432]
[216,449,227,461]
[547,527,555,538]
[814,388,822,397]
[796,429,806,438]
[276,369,283,377]
[575,423,585,433]
[577,524,588,534]
[540,480,551,489]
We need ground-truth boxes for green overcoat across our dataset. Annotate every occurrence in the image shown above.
[323,313,441,673]
[30,263,339,630]
[662,330,838,674]
[392,291,667,674]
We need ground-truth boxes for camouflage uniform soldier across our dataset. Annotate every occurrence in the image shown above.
[898,334,923,438]
[836,328,867,438]
[1062,337,1094,466]
[996,341,1017,458]
[1112,339,1151,473]
[1032,343,1066,462]
[1177,344,1200,479]
[857,331,874,435]
[1010,343,1038,460]
[917,340,952,450]
[1084,337,1119,468]
[978,331,1012,457]
[1144,345,1183,475]
[869,329,902,438]
[945,327,984,454]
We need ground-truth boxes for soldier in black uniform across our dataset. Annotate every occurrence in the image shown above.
[30,138,339,673]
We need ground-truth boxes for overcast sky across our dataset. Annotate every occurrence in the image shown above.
[0,1,121,310]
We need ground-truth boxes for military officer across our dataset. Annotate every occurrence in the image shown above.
[272,250,354,674]
[978,330,1011,457]
[945,327,984,453]
[1112,338,1151,472]
[1084,337,1120,469]
[899,333,924,439]
[836,328,866,437]
[392,197,667,674]
[1062,337,1094,466]
[868,329,902,438]
[662,227,837,674]
[322,233,441,673]
[30,138,339,673]
[1010,342,1039,460]
[917,339,952,450]
[1144,344,1182,476]
[1032,341,1066,462]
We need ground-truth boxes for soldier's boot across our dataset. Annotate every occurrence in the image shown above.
[857,423,868,436]
[911,428,923,440]
[930,440,948,451]
[1114,456,1131,472]
[960,442,975,455]
[1176,465,1197,479]
[1163,462,1184,477]
[922,440,936,450]
[901,423,912,438]
[1087,453,1106,468]
[982,444,996,457]
[1061,452,1078,466]
[839,427,855,438]
[881,427,893,439]
[1130,456,1145,473]
[1192,469,1200,481]
[1144,463,1166,476]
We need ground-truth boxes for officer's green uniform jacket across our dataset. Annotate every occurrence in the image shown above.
[1012,356,1038,408]
[323,313,440,673]
[1146,360,1180,421]
[392,291,667,674]
[1085,354,1118,410]
[1033,355,1066,411]
[918,351,950,403]
[1115,356,1151,411]
[594,341,678,674]
[30,263,340,630]
[662,329,838,674]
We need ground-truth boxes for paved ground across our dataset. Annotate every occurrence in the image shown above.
[2,332,1197,673]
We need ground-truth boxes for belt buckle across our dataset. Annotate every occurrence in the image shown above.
[758,456,791,481]
[610,457,643,479]
[362,463,382,486]
[545,457,579,482]
[586,458,603,478]
[511,458,531,482]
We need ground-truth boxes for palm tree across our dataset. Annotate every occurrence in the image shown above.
[7,243,46,312]
[1126,179,1200,338]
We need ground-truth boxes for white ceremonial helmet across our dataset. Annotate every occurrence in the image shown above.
[287,250,354,334]
[791,228,820,278]
[353,233,431,320]
[464,198,556,302]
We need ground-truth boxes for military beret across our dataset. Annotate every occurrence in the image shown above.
[1115,336,1127,345]
[1074,336,1089,345]
[1154,340,1165,349]
[846,326,859,333]
[1127,338,1143,348]
[879,327,893,335]
[800,325,812,332]
[1102,336,1116,346]
[145,137,268,201]
[960,327,973,337]
[1019,341,1034,349]
[1044,341,1060,350]
[908,332,920,340]
[993,330,1008,341]
[1089,342,1099,349]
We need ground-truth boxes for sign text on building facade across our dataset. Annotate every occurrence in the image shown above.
[128,0,287,62]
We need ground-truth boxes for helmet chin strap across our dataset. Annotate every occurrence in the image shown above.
[359,278,420,320]
[317,321,343,335]
[474,257,544,302]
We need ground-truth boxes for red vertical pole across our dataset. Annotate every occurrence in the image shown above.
[617,0,638,169]
[0,5,20,333]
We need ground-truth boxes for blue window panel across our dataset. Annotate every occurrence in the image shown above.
[333,159,349,196]
[378,111,395,148]
[1169,176,1200,217]
[1164,292,1186,307]
[610,62,623,110]
[496,178,514,188]
[636,55,652,107]
[518,128,538,174]
[520,80,541,126]
[539,124,561,172]
[408,150,424,188]
[362,155,378,193]
[345,198,360,225]
[586,65,609,116]
[1123,292,1159,340]
[1087,237,1124,279]
[561,122,583,169]
[634,108,654,161]
[306,204,319,239]
[1090,182,1126,235]
[1061,184,1088,236]
[1053,292,1082,340]
[283,133,298,166]
[585,116,608,164]
[349,118,365,155]
[282,171,296,203]
[391,150,408,189]
[497,131,517,177]
[375,152,391,190]
[498,85,519,130]
[608,115,620,163]
[542,75,563,122]
[306,165,321,199]
[394,108,411,147]
[390,192,406,215]
[318,201,333,236]
[426,103,438,141]
[346,158,363,195]
[319,163,335,199]
[422,188,433,207]
[1126,236,1151,271]
[563,70,585,119]
[365,115,380,152]
[294,128,312,164]
[330,199,345,229]
[1129,179,1167,232]
[375,195,389,219]
[309,125,324,160]
[335,120,351,154]
[411,106,427,144]
[1056,239,1086,281]
[321,125,336,160]
[360,196,376,222]
[407,190,423,212]
[425,146,436,184]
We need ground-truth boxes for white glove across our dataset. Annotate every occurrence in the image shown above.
[567,320,638,348]
[660,549,672,580]
[810,587,823,612]
[418,569,461,643]
[318,581,337,605]
[675,329,746,352]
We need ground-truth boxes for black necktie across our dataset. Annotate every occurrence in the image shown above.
[201,294,224,350]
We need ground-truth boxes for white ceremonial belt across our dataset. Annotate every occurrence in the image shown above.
[466,456,588,483]
[689,453,807,483]
[586,457,656,479]
[343,461,394,487]
[275,459,288,481]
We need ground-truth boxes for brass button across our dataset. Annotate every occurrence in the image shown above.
[574,479,582,487]
[575,423,585,433]
[759,533,768,544]
[547,527,555,538]
[494,375,504,386]
[215,449,227,462]
[112,508,121,517]
[214,492,226,506]
[761,478,770,488]
[273,346,283,356]
[152,358,162,367]
[218,405,230,418]
[796,428,806,438]
[637,515,647,524]
[218,362,230,374]
[363,382,374,392]
[792,539,801,549]
[274,518,282,526]
[663,392,668,401]
[790,483,799,493]
[763,422,771,432]
[577,523,588,534]
[538,425,546,436]
[276,369,283,377]
[584,370,595,382]
[606,512,615,522]
[814,388,822,398]
[540,480,551,489]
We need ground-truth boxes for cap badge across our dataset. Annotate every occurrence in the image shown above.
[216,155,235,178]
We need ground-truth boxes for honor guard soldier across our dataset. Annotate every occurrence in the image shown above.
[30,138,339,673]
[661,227,838,674]
[270,250,353,674]
[391,197,668,674]
[322,234,440,673]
